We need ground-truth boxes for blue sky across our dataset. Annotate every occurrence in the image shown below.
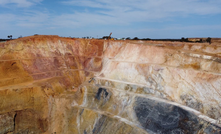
[0,0,221,39]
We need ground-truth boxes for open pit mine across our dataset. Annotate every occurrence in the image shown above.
[0,35,221,134]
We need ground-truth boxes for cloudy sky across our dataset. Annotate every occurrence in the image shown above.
[0,0,221,39]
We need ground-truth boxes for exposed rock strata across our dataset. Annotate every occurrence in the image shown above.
[0,35,221,133]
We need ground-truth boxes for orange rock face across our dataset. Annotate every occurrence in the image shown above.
[0,35,221,133]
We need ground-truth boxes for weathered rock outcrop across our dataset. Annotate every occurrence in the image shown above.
[0,35,221,134]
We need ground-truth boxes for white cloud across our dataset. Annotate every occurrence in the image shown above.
[52,12,127,28]
[0,0,43,7]
[16,11,49,27]
[1,0,221,29]
[0,11,49,30]
[51,0,221,28]
[62,0,221,19]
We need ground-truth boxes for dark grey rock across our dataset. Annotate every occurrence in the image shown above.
[134,97,221,134]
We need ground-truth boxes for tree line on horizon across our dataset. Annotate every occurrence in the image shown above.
[0,34,212,44]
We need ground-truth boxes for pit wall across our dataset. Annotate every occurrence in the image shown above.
[0,35,221,134]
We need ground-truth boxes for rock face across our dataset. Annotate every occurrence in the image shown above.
[0,35,221,134]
